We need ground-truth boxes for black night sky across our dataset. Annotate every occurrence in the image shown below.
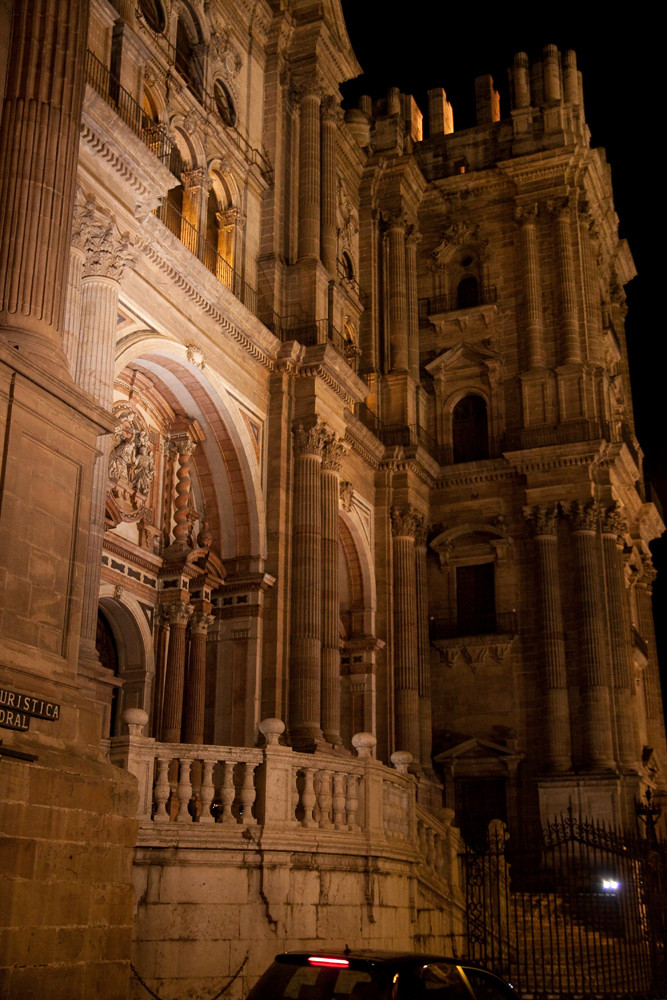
[338,4,667,721]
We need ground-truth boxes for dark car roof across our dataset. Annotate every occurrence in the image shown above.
[275,951,481,968]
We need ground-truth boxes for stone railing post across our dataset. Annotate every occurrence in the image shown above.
[257,719,298,828]
[108,709,155,822]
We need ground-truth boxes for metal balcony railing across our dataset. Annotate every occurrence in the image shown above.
[85,50,174,165]
[418,285,497,320]
[267,317,361,373]
[153,200,258,315]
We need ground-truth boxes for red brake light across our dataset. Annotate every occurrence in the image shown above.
[308,956,350,968]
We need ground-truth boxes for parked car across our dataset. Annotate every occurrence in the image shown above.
[245,950,519,1000]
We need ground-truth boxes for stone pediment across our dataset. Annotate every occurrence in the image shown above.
[425,341,502,380]
[434,737,518,764]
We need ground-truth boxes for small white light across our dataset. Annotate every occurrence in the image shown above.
[602,878,620,891]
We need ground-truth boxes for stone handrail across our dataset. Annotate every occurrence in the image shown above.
[416,803,463,891]
[109,716,424,851]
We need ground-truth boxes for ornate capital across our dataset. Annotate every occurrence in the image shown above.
[546,197,572,223]
[181,167,212,191]
[80,220,136,280]
[523,503,560,537]
[165,602,193,627]
[567,499,601,533]
[190,611,215,635]
[321,94,343,124]
[321,431,346,471]
[514,202,538,226]
[293,420,326,458]
[414,516,427,547]
[173,437,197,459]
[601,501,628,539]
[390,505,421,539]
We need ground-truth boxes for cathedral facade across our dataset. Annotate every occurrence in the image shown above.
[1,1,665,997]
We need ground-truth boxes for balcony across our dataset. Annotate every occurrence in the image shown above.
[430,610,517,641]
[268,317,361,373]
[85,50,174,165]
[153,200,258,315]
[418,285,497,321]
[430,610,518,668]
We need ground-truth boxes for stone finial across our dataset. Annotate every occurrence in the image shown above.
[259,718,285,746]
[351,732,377,758]
[390,750,413,774]
[122,707,148,736]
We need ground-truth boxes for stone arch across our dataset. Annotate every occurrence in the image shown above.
[98,587,155,735]
[443,386,491,462]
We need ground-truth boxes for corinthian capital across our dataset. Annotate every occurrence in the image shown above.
[523,503,560,537]
[321,430,346,471]
[80,220,136,280]
[601,501,628,540]
[567,499,601,533]
[391,505,421,539]
[293,420,326,458]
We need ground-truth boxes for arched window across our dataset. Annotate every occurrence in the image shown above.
[214,80,236,127]
[452,394,489,462]
[138,0,166,33]
[456,562,495,635]
[175,9,203,101]
[457,275,479,309]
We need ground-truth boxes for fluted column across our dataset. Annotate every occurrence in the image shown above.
[297,85,322,261]
[162,601,193,743]
[415,518,433,772]
[0,0,89,370]
[569,500,614,770]
[289,421,325,746]
[551,199,580,364]
[601,504,638,769]
[635,562,667,759]
[515,203,546,369]
[182,610,214,744]
[321,431,345,746]
[320,96,339,274]
[76,219,135,670]
[525,503,572,773]
[385,214,409,372]
[391,506,421,767]
[406,229,421,381]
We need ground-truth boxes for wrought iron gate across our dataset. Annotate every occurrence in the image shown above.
[465,816,666,998]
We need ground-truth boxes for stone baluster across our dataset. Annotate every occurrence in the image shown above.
[75,218,136,675]
[550,199,580,364]
[318,769,333,828]
[524,503,572,773]
[182,610,215,745]
[176,759,193,821]
[391,506,421,767]
[320,96,340,274]
[406,229,421,381]
[568,501,614,770]
[0,0,89,371]
[153,756,171,823]
[415,518,433,773]
[199,759,215,824]
[239,762,256,825]
[300,767,318,828]
[161,601,193,743]
[289,422,325,748]
[385,214,409,372]
[601,504,638,770]
[321,431,345,746]
[332,771,347,829]
[220,760,236,823]
[515,204,546,369]
[297,83,322,261]
[346,773,359,831]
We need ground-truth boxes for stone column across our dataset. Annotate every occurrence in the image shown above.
[0,0,89,371]
[152,606,170,738]
[320,96,340,275]
[181,167,212,253]
[601,504,638,770]
[525,503,572,773]
[569,500,614,770]
[161,601,193,743]
[391,506,421,768]
[515,203,546,369]
[289,421,325,747]
[321,431,345,747]
[635,562,667,760]
[182,610,214,745]
[297,84,322,261]
[551,199,580,364]
[385,214,409,372]
[406,228,421,382]
[171,437,197,548]
[75,219,135,672]
[415,518,433,772]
